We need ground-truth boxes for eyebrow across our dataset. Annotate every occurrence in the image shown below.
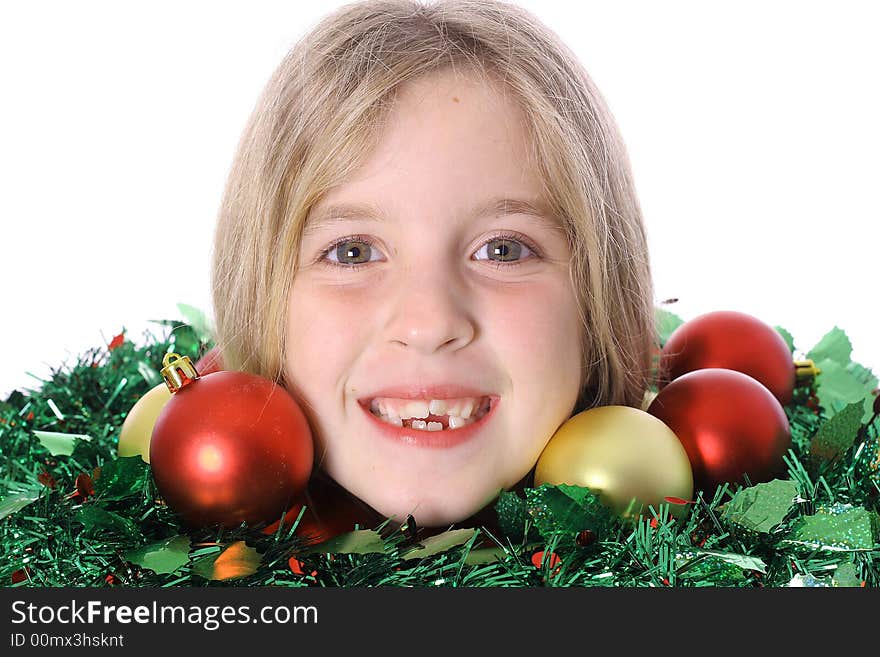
[303,197,559,236]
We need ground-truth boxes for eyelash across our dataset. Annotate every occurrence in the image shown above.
[316,231,542,271]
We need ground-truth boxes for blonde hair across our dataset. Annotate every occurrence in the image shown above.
[211,0,656,412]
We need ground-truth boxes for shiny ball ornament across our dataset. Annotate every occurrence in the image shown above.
[195,345,224,375]
[647,368,791,496]
[661,310,795,405]
[149,353,314,528]
[117,383,171,463]
[534,406,693,519]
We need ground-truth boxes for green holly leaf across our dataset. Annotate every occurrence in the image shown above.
[656,308,685,347]
[301,529,386,555]
[775,326,795,354]
[675,550,766,583]
[722,479,798,534]
[0,488,42,520]
[176,303,215,344]
[782,505,877,552]
[401,529,478,561]
[495,489,539,543]
[148,320,201,358]
[75,506,140,539]
[93,456,151,501]
[525,483,615,548]
[814,360,874,420]
[846,360,878,389]
[810,401,864,463]
[802,326,876,420]
[125,536,191,575]
[832,562,862,587]
[807,327,852,365]
[698,550,767,574]
[170,325,200,358]
[33,430,92,456]
[464,546,510,565]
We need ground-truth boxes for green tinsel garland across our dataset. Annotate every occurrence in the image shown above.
[1,306,878,587]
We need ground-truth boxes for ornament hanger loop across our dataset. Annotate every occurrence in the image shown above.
[794,359,821,385]
[161,352,200,393]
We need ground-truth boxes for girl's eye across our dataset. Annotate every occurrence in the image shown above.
[473,235,536,264]
[325,238,383,266]
[319,232,539,268]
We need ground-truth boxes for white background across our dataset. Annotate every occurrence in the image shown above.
[1,0,878,399]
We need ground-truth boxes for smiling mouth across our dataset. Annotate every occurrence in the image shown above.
[365,396,493,431]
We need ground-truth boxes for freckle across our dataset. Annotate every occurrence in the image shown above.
[452,96,460,103]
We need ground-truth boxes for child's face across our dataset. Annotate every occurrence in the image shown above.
[285,70,582,525]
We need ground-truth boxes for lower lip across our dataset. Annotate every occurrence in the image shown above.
[358,397,500,449]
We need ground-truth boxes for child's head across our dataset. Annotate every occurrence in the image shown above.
[211,0,655,525]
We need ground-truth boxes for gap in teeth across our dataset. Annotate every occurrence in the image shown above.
[369,396,490,430]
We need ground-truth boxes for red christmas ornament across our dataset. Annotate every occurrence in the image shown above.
[647,368,791,496]
[150,353,313,528]
[660,310,796,405]
[195,345,224,375]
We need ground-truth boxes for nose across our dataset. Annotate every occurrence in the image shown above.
[382,263,476,354]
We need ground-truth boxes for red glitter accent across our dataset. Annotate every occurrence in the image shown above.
[68,473,95,501]
[531,551,562,576]
[288,557,317,577]
[108,333,125,351]
[75,473,95,497]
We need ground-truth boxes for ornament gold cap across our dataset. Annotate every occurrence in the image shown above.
[794,359,821,384]
[161,352,200,393]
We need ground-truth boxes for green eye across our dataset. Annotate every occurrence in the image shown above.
[489,238,520,261]
[475,237,533,263]
[330,240,375,265]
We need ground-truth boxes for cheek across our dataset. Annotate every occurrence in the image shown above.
[284,282,372,415]
[482,282,582,373]
[482,281,582,443]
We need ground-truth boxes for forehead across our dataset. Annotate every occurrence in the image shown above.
[306,70,549,230]
[385,69,535,165]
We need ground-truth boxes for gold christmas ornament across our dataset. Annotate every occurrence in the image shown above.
[117,382,172,463]
[534,405,693,520]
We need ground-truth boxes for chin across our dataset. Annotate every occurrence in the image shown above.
[367,488,499,528]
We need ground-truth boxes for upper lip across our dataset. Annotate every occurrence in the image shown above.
[357,384,496,403]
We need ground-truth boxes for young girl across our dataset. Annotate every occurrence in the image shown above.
[210,0,655,534]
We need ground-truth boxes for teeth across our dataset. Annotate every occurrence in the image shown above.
[448,415,466,429]
[402,400,430,420]
[367,395,493,431]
